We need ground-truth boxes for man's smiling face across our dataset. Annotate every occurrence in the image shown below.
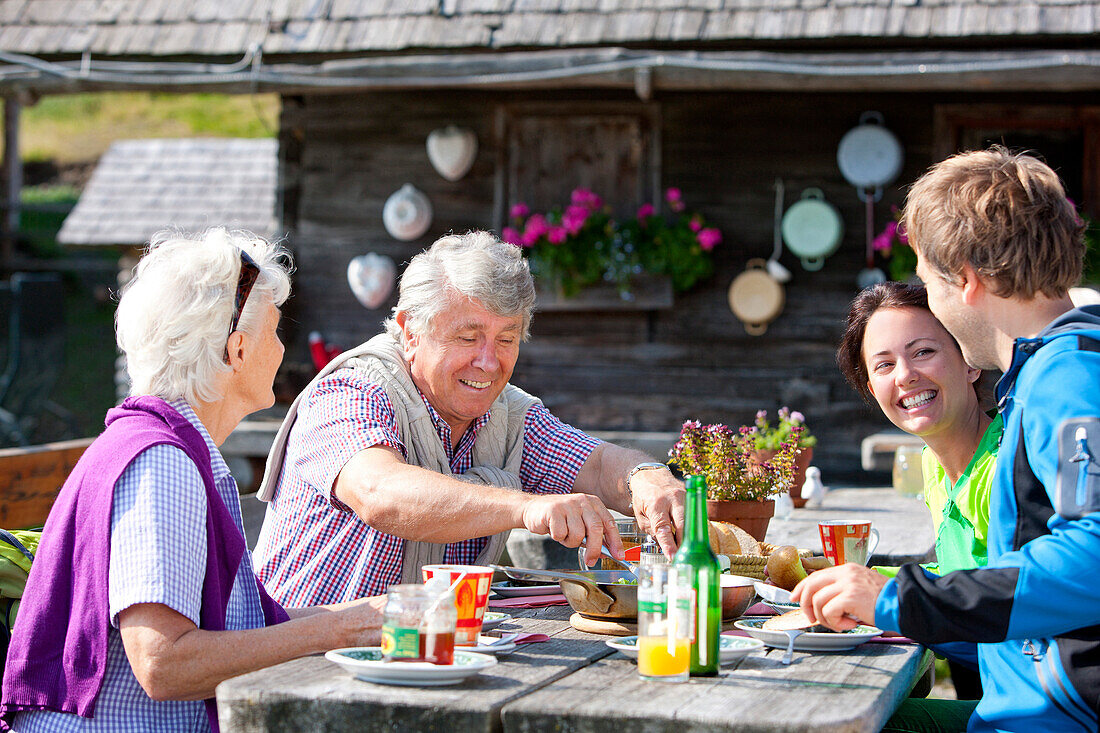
[403,294,522,439]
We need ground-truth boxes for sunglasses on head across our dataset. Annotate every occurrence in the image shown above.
[224,248,261,363]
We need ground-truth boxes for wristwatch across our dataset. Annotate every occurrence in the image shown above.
[627,462,670,484]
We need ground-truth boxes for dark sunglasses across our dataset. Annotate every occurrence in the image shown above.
[223,248,261,363]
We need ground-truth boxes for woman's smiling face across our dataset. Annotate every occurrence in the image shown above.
[862,306,981,439]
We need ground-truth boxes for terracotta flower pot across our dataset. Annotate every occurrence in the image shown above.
[752,446,814,508]
[706,499,775,542]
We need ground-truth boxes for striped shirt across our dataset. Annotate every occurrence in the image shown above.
[13,401,265,733]
[253,369,600,605]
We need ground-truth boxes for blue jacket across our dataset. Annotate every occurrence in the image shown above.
[876,305,1100,732]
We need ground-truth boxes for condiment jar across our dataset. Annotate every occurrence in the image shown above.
[419,578,457,665]
[381,584,434,662]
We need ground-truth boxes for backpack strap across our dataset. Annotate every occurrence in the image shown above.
[0,529,35,563]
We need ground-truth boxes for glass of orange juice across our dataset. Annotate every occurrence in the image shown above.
[637,561,690,682]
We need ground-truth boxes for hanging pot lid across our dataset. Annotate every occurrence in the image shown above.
[781,188,843,272]
[837,111,904,191]
[728,258,784,336]
[382,184,433,241]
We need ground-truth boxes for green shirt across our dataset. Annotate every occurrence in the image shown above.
[920,413,1002,575]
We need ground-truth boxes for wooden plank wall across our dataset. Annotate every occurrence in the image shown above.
[277,88,1076,479]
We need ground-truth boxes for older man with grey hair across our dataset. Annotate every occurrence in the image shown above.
[254,231,684,606]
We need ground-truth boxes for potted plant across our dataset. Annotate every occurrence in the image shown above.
[872,205,918,283]
[667,419,803,541]
[502,187,720,300]
[752,407,817,508]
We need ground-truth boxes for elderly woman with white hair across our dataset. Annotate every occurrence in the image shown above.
[1,229,385,733]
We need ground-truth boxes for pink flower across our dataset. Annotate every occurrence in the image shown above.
[570,188,602,210]
[665,187,682,203]
[790,411,805,424]
[522,213,549,245]
[697,227,722,251]
[547,226,567,245]
[689,217,703,233]
[636,203,655,219]
[562,204,589,235]
[873,221,897,252]
[509,202,530,220]
[501,227,522,246]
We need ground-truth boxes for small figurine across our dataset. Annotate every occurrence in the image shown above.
[801,466,826,508]
[774,490,794,521]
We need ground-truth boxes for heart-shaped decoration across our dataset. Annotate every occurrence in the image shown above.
[347,252,396,310]
[426,125,477,181]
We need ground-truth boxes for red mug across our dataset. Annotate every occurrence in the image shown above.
[818,520,880,566]
[421,564,493,646]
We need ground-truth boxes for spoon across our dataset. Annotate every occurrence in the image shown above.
[780,629,805,665]
[482,632,520,647]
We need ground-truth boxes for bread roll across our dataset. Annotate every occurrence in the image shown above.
[707,521,761,556]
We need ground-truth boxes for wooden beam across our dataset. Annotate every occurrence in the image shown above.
[0,437,93,529]
[1,97,20,270]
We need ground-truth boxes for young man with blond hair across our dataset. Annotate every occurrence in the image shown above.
[795,147,1100,732]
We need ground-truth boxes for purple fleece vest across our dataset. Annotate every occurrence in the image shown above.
[0,396,289,732]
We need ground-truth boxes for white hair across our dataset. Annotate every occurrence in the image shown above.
[383,230,536,344]
[116,228,293,405]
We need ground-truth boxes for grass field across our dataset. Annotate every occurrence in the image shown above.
[18,91,278,163]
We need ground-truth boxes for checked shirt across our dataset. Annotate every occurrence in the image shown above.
[253,368,600,606]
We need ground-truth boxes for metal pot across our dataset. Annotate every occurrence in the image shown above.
[492,565,637,619]
[492,565,757,621]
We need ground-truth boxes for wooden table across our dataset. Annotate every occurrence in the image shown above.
[217,605,930,733]
[765,487,936,566]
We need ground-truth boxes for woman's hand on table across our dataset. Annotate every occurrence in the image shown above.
[790,563,888,631]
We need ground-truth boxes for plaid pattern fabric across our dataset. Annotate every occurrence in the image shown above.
[13,401,264,733]
[253,368,600,605]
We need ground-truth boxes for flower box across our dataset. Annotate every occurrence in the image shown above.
[534,273,673,312]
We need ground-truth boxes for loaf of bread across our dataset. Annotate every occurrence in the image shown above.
[707,521,762,556]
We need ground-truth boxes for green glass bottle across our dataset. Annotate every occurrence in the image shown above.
[672,474,720,676]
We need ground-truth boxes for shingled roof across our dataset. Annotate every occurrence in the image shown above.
[57,138,278,246]
[0,0,1098,58]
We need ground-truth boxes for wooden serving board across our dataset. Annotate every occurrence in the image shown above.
[569,613,637,636]
[569,613,745,636]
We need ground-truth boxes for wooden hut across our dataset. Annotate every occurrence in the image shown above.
[2,1,1099,477]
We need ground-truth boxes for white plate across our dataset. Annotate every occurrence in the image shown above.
[606,635,764,663]
[733,619,882,651]
[491,581,559,597]
[325,647,497,686]
[465,634,518,655]
[480,611,511,631]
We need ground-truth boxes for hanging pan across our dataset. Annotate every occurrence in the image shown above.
[781,188,843,272]
[728,258,785,336]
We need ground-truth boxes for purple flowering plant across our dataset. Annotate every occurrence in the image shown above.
[668,419,802,501]
[752,407,817,452]
[503,187,719,298]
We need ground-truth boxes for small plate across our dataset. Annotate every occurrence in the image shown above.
[606,635,763,663]
[733,619,882,651]
[480,611,511,631]
[326,647,497,686]
[491,581,559,597]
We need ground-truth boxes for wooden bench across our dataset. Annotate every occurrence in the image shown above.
[0,437,93,528]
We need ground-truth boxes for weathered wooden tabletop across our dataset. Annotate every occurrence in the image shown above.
[217,605,928,733]
[765,487,936,566]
